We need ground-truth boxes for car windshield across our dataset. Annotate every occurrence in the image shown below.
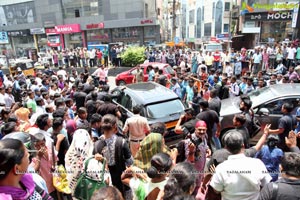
[164,65,175,74]
[248,86,274,107]
[146,99,185,118]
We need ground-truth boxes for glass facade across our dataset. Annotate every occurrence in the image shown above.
[86,29,110,43]
[112,27,140,39]
[0,1,36,26]
[260,21,292,43]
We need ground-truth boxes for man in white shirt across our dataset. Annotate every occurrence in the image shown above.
[210,130,271,200]
[287,44,296,67]
[89,48,96,67]
[0,85,6,106]
[4,86,15,108]
[252,49,262,74]
[56,66,67,81]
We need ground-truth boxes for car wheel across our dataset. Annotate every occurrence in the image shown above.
[119,80,126,86]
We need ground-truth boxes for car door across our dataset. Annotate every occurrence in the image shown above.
[255,97,300,130]
[126,68,136,84]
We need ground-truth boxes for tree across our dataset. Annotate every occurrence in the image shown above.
[121,46,146,67]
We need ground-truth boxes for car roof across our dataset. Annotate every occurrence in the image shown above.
[121,82,179,105]
[139,62,169,69]
[220,84,300,116]
[249,84,300,107]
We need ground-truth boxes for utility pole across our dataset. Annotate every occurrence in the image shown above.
[172,0,176,41]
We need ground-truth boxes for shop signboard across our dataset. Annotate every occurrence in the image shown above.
[47,35,60,47]
[245,11,293,21]
[54,24,81,34]
[30,28,45,35]
[141,19,154,24]
[216,33,229,39]
[0,31,9,44]
[86,23,104,29]
[45,28,57,35]
[8,30,30,37]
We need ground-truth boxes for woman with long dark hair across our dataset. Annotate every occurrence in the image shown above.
[0,138,52,199]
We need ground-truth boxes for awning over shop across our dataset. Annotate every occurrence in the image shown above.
[165,41,185,47]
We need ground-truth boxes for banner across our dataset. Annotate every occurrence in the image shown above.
[0,32,9,44]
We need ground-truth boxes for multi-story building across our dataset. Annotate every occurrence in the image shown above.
[237,0,297,48]
[174,0,232,48]
[0,0,161,57]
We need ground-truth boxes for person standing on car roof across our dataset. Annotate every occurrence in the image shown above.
[122,105,151,157]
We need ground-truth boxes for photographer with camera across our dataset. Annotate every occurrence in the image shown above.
[176,120,211,195]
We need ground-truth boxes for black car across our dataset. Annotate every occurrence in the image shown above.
[111,82,186,144]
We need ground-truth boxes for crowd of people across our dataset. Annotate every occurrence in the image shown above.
[40,44,125,69]
[0,43,300,200]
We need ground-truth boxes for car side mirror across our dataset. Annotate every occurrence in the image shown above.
[258,108,269,116]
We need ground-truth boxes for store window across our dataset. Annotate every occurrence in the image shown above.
[144,26,155,38]
[260,21,292,43]
[112,27,140,39]
[86,29,110,42]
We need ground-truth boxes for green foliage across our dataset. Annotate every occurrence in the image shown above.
[121,46,146,67]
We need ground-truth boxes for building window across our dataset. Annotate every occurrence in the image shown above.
[197,8,201,38]
[189,10,195,24]
[224,24,229,33]
[212,2,215,19]
[157,8,160,16]
[225,2,230,11]
[145,3,148,18]
[202,6,204,20]
[62,0,100,18]
[204,23,211,36]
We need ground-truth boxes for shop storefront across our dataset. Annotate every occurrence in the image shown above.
[46,24,85,49]
[8,30,34,57]
[244,10,293,44]
[30,28,47,52]
[86,23,110,44]
[56,24,85,49]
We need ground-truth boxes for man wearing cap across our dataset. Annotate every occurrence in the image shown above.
[196,100,221,152]
[177,120,210,193]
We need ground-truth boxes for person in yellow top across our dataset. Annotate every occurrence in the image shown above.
[205,52,214,70]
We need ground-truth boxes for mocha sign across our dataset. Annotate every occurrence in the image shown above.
[245,11,293,21]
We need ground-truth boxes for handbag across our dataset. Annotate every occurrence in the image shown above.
[74,157,107,200]
[52,165,72,194]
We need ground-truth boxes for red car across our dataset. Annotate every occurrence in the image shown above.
[115,62,177,86]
